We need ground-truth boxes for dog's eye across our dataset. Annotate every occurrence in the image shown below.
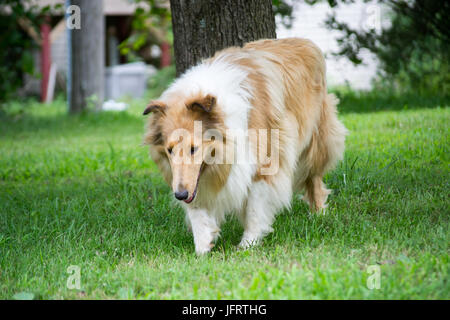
[190,146,198,155]
[167,147,173,154]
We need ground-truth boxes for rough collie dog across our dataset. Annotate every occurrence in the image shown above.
[144,38,347,255]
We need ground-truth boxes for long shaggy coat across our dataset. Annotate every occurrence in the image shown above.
[144,38,348,254]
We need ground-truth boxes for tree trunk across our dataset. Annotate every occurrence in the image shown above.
[70,0,104,113]
[169,0,276,76]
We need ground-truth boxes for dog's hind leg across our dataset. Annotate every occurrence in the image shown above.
[301,94,347,213]
[297,130,331,212]
[302,175,330,211]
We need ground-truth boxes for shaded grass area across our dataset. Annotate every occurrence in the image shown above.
[334,89,450,114]
[0,93,448,299]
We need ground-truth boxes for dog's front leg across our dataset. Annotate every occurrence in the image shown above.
[186,208,220,255]
[239,181,282,249]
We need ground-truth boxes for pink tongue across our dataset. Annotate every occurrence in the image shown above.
[184,196,194,203]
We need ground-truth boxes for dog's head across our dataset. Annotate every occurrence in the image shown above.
[144,93,227,204]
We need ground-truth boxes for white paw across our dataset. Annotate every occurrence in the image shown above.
[238,237,260,249]
[195,242,214,256]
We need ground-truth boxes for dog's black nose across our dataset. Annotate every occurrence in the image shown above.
[174,189,189,200]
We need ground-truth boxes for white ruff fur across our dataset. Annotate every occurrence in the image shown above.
[147,39,348,255]
[174,59,261,252]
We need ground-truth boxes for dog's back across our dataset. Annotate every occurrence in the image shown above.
[208,38,346,199]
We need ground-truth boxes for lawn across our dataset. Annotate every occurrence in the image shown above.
[0,92,448,299]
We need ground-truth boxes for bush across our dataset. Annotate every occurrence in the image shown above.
[323,0,450,94]
[0,1,62,104]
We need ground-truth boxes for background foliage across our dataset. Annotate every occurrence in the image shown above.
[0,0,63,104]
[309,0,450,94]
[1,1,448,103]
[0,1,39,103]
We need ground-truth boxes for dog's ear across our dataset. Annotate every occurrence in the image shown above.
[143,101,167,115]
[186,94,216,113]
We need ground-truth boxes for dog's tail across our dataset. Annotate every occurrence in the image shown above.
[320,93,348,173]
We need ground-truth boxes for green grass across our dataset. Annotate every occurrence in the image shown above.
[0,92,449,299]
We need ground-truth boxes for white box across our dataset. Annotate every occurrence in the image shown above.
[105,62,156,100]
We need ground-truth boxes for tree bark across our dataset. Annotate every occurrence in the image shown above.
[169,0,276,76]
[70,0,104,113]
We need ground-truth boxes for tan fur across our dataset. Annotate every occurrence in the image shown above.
[209,38,347,211]
[145,38,347,212]
[297,93,347,209]
[207,51,285,184]
[144,90,231,199]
